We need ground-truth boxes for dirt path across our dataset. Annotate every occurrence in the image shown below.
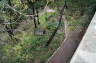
[46,17,85,63]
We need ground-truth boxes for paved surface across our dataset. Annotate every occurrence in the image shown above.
[70,13,96,63]
[46,17,84,63]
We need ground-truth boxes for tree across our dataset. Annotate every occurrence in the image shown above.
[45,1,67,46]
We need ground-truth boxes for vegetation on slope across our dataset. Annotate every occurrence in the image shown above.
[0,0,96,63]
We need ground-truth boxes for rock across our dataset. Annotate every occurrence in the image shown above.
[35,29,45,35]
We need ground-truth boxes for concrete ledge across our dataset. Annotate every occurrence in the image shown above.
[70,12,96,63]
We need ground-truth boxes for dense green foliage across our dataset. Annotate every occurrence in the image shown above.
[0,0,96,63]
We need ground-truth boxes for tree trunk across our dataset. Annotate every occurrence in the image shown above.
[6,0,14,38]
[27,0,37,28]
[45,1,67,46]
[36,9,40,25]
[33,7,37,28]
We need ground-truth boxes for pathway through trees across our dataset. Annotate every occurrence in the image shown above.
[46,17,85,63]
